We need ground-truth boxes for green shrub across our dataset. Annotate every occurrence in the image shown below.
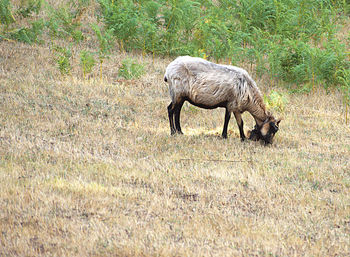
[7,19,45,44]
[1,0,349,96]
[17,0,42,18]
[91,23,114,78]
[98,0,139,51]
[118,58,145,80]
[53,45,72,75]
[0,0,15,29]
[80,50,96,79]
[46,5,84,42]
[264,90,289,112]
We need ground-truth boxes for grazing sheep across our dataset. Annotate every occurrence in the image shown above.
[164,56,281,144]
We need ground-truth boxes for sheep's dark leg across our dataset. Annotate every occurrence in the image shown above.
[168,102,176,135]
[234,112,245,141]
[174,100,184,134]
[222,108,231,138]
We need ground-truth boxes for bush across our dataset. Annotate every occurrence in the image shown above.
[97,0,349,91]
[53,45,72,75]
[46,4,85,42]
[118,58,145,80]
[0,0,15,29]
[80,50,96,79]
[7,19,45,44]
[17,0,42,18]
[1,0,348,98]
[264,90,289,112]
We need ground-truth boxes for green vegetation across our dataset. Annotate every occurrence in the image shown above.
[98,1,348,85]
[0,0,348,118]
[52,45,72,75]
[118,57,145,79]
[264,90,289,112]
[1,0,348,102]
[91,23,114,79]
[0,0,15,29]
[0,0,44,43]
[80,50,96,79]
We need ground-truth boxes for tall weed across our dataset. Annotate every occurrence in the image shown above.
[0,0,15,29]
[80,50,96,79]
[46,5,84,42]
[53,45,72,75]
[91,23,114,78]
[118,58,145,79]
[7,19,45,44]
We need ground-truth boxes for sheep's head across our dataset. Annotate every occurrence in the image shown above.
[248,117,282,145]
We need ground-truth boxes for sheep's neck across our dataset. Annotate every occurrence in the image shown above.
[252,111,267,127]
[247,100,268,127]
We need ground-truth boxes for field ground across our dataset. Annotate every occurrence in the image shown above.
[0,41,350,256]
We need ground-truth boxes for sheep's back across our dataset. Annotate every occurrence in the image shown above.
[189,69,249,108]
[164,56,261,110]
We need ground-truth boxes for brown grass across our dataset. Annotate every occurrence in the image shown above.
[0,38,349,256]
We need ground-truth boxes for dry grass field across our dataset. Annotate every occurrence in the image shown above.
[0,38,350,256]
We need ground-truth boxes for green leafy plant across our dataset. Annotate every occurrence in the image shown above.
[53,45,72,75]
[1,0,43,43]
[80,50,96,79]
[264,90,289,112]
[0,0,15,30]
[336,67,350,124]
[91,23,114,79]
[17,0,42,18]
[46,4,84,42]
[98,0,139,51]
[97,0,348,90]
[7,19,44,44]
[118,58,145,80]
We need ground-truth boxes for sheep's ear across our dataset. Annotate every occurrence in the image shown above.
[276,118,282,126]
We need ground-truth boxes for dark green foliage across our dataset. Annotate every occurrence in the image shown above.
[91,23,114,60]
[98,0,202,55]
[46,5,84,42]
[7,19,45,44]
[1,0,349,99]
[0,0,15,28]
[1,0,44,42]
[96,0,348,96]
[98,0,139,50]
[17,0,42,18]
